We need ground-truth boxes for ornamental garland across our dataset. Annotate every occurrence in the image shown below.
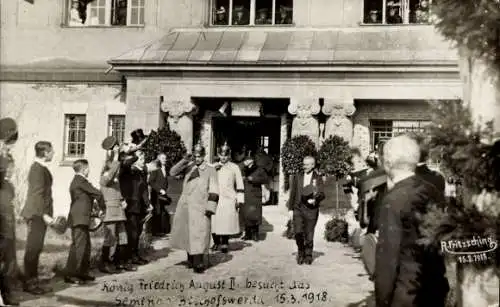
[317,135,354,180]
[142,122,187,171]
[419,100,499,273]
[431,0,500,74]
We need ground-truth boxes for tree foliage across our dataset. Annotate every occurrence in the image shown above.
[142,123,187,171]
[318,135,354,180]
[280,135,317,176]
[431,0,500,73]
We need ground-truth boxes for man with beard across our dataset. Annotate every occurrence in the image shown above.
[211,143,245,253]
[375,135,449,307]
[169,143,219,273]
[235,148,269,241]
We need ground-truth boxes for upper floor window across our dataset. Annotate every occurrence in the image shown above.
[64,114,86,159]
[363,0,431,25]
[67,0,144,27]
[108,115,126,144]
[370,119,430,150]
[211,0,293,26]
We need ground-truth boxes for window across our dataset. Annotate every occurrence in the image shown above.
[108,115,126,144]
[64,114,86,159]
[370,120,430,150]
[211,0,293,26]
[67,0,144,27]
[260,136,269,154]
[363,0,431,24]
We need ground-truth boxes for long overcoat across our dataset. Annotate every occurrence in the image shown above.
[211,162,244,235]
[169,160,219,255]
[238,162,269,227]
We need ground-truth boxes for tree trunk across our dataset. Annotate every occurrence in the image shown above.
[456,46,500,307]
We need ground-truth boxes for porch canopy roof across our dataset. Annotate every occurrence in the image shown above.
[108,27,458,70]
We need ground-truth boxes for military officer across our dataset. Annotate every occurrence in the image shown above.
[211,143,245,254]
[169,143,219,273]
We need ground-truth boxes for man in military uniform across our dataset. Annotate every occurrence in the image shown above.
[169,143,219,273]
[0,117,20,305]
[255,8,271,25]
[276,5,292,24]
[211,143,244,254]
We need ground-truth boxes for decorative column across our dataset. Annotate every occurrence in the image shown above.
[160,98,197,152]
[288,97,321,146]
[279,113,289,207]
[321,98,356,143]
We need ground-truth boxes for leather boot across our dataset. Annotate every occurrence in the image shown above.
[242,227,252,240]
[99,247,117,274]
[211,234,220,251]
[187,254,193,268]
[295,233,305,265]
[251,226,259,241]
[192,254,205,274]
[220,235,229,254]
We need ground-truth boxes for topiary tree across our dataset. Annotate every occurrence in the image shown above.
[318,135,354,209]
[280,135,317,189]
[142,122,187,171]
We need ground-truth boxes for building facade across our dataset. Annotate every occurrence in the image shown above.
[1,0,462,213]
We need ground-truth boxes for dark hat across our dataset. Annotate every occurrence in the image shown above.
[0,117,18,144]
[101,136,118,150]
[257,7,269,13]
[218,141,231,156]
[234,5,245,12]
[279,5,292,12]
[131,129,146,145]
[193,141,206,156]
[51,216,68,234]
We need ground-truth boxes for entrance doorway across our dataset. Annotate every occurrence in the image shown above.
[212,116,281,205]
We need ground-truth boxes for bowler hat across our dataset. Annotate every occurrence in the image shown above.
[0,117,18,144]
[101,136,118,150]
[131,129,146,145]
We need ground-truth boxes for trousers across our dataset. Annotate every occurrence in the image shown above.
[293,206,319,259]
[23,217,47,282]
[65,225,91,277]
[125,212,144,259]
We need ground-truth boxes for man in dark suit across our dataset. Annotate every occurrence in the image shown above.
[287,156,325,265]
[375,135,449,307]
[148,152,171,236]
[410,133,446,198]
[64,159,105,284]
[0,117,20,305]
[119,150,152,265]
[20,141,56,295]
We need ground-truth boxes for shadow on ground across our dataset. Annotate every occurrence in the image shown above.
[346,290,375,307]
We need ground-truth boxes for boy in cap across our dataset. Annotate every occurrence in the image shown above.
[64,159,105,285]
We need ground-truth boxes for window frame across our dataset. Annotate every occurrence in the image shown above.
[64,0,145,27]
[63,114,87,160]
[361,0,432,25]
[369,119,430,150]
[108,115,126,145]
[209,0,293,27]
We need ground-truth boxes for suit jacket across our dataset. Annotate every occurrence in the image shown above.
[21,162,54,220]
[119,159,149,214]
[415,164,445,199]
[286,170,325,211]
[357,168,387,232]
[68,175,105,227]
[375,175,449,307]
[148,166,169,205]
